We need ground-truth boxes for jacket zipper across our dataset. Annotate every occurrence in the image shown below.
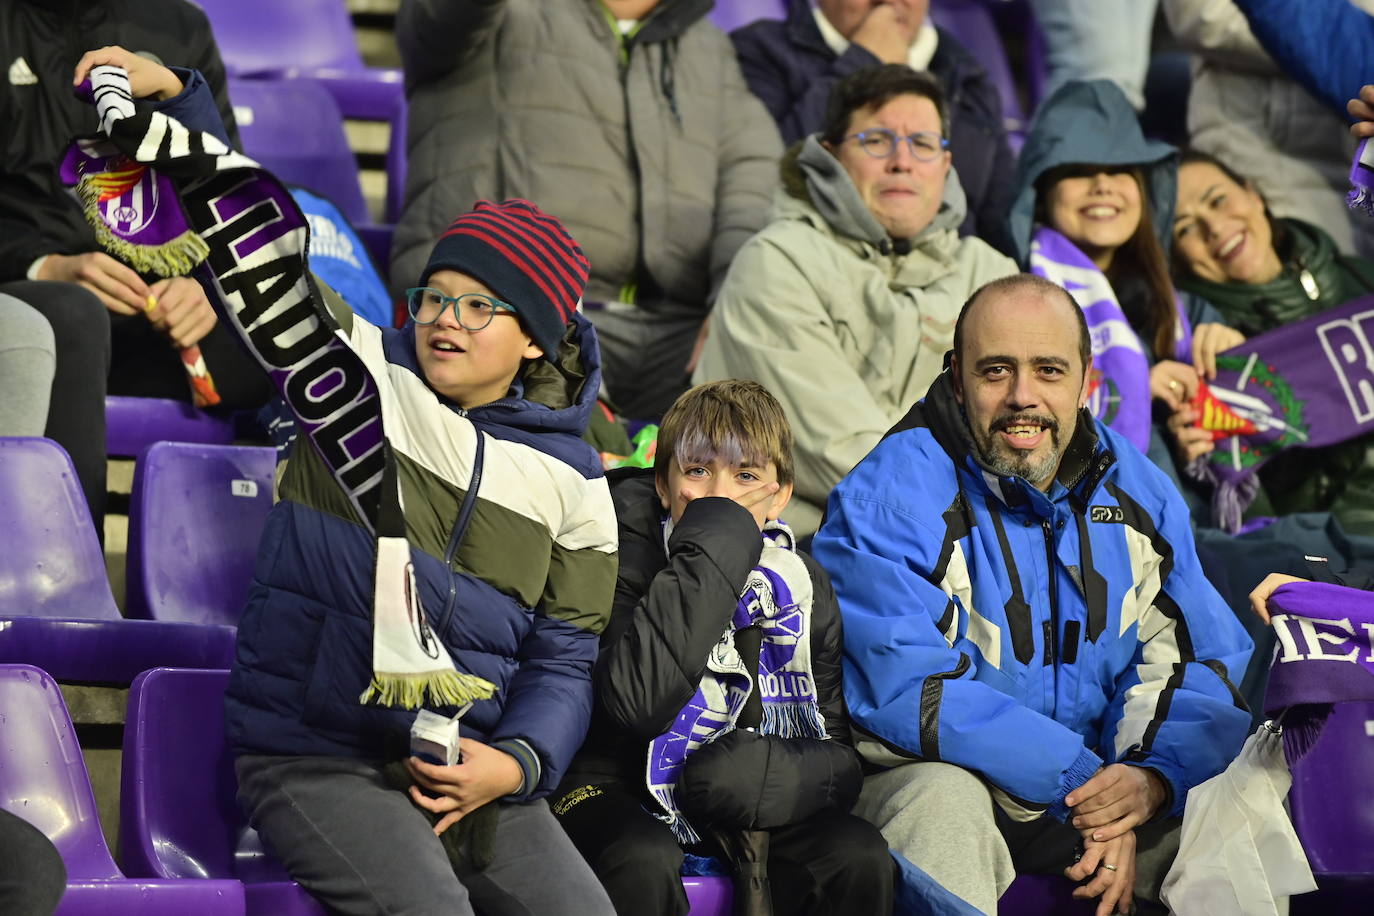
[437,431,486,636]
[1042,519,1059,689]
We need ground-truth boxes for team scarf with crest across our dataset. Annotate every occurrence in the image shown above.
[1264,580,1374,766]
[646,519,826,845]
[59,75,221,407]
[1188,295,1374,531]
[63,65,495,710]
[1349,137,1374,216]
[1029,225,1195,454]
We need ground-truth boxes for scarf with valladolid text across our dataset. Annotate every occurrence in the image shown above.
[646,519,826,844]
[64,65,494,710]
[1029,225,1194,453]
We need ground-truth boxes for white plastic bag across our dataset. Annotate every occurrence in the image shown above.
[1160,723,1317,915]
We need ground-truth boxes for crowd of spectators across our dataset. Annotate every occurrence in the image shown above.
[6,1,1374,914]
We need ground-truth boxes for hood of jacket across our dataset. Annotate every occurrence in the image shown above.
[778,134,968,251]
[385,311,603,440]
[1007,79,1178,266]
[920,365,1112,509]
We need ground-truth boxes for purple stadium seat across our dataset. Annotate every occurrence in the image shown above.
[1287,701,1374,912]
[0,437,236,683]
[707,0,786,32]
[683,875,732,914]
[999,874,1097,914]
[929,0,1028,142]
[0,664,246,915]
[120,668,327,916]
[126,443,275,625]
[229,76,395,267]
[105,395,234,459]
[198,0,407,221]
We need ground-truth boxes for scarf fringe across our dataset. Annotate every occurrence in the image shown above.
[360,670,498,710]
[762,701,827,738]
[74,176,210,277]
[1349,186,1374,216]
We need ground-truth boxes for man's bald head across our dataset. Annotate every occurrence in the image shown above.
[952,274,1091,374]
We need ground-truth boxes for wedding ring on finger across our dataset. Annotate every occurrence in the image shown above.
[1101,863,1119,872]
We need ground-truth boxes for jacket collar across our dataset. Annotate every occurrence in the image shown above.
[922,368,1115,513]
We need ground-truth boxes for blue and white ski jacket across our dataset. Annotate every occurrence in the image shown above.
[813,372,1253,820]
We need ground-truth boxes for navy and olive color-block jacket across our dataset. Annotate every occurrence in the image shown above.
[225,310,619,800]
[813,371,1253,821]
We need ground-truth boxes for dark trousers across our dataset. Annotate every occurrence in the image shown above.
[553,783,895,916]
[0,808,65,916]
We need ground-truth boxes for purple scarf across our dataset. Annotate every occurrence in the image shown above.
[1265,581,1374,766]
[1193,295,1374,530]
[1030,226,1193,453]
[1348,137,1374,216]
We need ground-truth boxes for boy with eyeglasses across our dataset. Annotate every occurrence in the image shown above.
[550,380,894,916]
[225,198,621,916]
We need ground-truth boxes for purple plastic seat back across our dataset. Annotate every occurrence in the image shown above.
[126,443,275,626]
[229,77,370,226]
[0,437,120,619]
[197,0,361,75]
[1288,701,1374,877]
[707,0,786,32]
[106,395,235,458]
[929,0,1028,138]
[0,664,122,878]
[122,668,327,916]
[683,875,732,914]
[998,874,1097,913]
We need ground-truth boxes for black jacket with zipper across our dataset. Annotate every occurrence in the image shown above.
[558,468,863,831]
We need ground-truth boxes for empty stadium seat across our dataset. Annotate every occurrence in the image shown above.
[120,668,326,916]
[707,0,786,32]
[0,664,246,915]
[229,76,395,267]
[125,442,275,626]
[1288,701,1374,913]
[0,437,235,683]
[106,395,235,458]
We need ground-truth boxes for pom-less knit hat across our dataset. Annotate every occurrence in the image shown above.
[419,199,590,359]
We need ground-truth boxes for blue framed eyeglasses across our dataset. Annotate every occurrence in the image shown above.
[404,288,519,330]
[844,128,949,161]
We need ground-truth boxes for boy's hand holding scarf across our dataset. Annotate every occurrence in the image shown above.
[62,64,494,711]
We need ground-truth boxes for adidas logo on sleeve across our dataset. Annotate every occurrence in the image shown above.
[8,56,37,86]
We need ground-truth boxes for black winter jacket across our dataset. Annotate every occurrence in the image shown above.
[0,0,238,281]
[560,469,862,831]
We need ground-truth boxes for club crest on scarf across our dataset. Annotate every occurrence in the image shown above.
[1196,359,1308,471]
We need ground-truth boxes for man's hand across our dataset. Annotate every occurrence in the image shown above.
[147,276,217,348]
[405,739,524,836]
[1065,764,1168,842]
[1065,830,1137,916]
[1248,572,1308,624]
[37,251,150,315]
[73,45,183,100]
[1191,322,1244,380]
[1349,85,1374,138]
[850,4,914,65]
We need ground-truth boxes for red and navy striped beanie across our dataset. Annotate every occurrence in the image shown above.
[419,199,590,359]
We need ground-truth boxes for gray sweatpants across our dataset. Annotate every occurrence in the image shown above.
[236,755,615,916]
[0,294,54,437]
[855,761,1180,915]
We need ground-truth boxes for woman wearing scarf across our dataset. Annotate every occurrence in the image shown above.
[1172,149,1374,537]
[1005,78,1247,517]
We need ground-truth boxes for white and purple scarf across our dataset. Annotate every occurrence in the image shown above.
[1029,225,1194,454]
[64,66,494,711]
[646,520,826,844]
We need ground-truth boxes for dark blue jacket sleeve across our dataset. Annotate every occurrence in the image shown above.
[150,68,233,148]
[1232,0,1374,116]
